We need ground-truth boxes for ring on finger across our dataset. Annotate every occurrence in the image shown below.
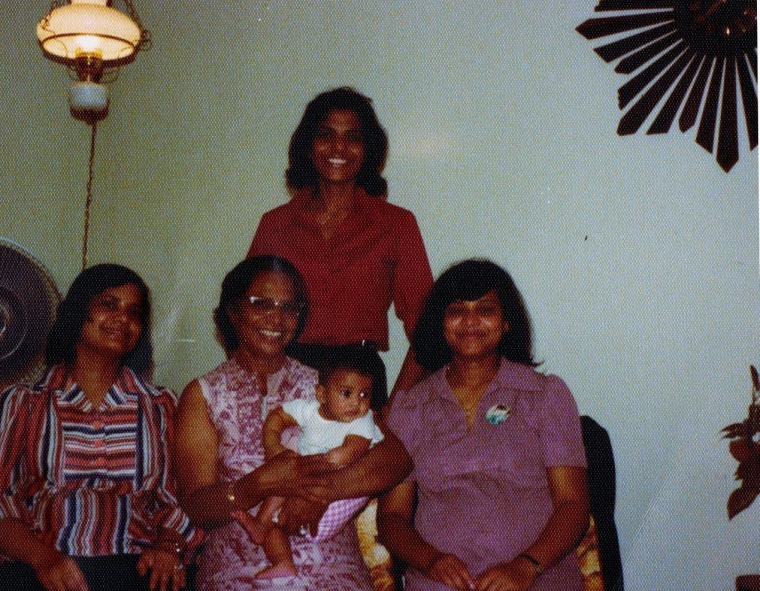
[299,525,308,536]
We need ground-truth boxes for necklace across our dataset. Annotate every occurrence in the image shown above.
[446,362,499,426]
[310,188,352,235]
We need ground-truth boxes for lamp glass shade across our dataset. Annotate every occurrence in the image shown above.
[37,3,141,63]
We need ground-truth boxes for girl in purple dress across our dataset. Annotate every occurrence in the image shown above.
[378,259,589,591]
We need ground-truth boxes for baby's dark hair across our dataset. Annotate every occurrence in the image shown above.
[318,346,387,410]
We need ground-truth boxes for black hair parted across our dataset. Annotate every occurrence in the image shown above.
[45,263,153,376]
[412,259,537,372]
[286,87,388,196]
[317,345,388,411]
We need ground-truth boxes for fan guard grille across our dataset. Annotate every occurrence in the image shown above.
[0,240,60,389]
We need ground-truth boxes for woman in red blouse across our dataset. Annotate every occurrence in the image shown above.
[0,264,200,591]
[248,87,433,403]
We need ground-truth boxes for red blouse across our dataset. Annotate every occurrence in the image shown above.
[248,189,433,350]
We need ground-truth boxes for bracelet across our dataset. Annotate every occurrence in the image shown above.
[226,479,242,509]
[517,553,544,575]
[154,539,183,558]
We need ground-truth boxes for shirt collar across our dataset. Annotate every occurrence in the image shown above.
[291,187,376,229]
[42,364,142,408]
[434,357,543,400]
[493,358,544,392]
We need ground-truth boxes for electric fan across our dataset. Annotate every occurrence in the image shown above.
[0,240,60,389]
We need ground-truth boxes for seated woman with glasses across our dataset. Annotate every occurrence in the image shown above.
[174,255,411,590]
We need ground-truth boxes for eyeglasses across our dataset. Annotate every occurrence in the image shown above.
[245,295,305,318]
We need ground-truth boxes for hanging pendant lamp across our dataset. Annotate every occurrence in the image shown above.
[36,0,151,269]
[37,0,151,122]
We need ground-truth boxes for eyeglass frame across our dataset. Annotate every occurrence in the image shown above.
[244,295,306,318]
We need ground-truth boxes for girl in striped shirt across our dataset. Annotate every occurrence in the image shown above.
[0,264,201,591]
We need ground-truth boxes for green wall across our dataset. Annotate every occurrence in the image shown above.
[2,3,758,589]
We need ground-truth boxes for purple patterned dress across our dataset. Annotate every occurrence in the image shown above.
[194,355,374,591]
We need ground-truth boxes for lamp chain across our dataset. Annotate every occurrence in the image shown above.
[82,122,97,270]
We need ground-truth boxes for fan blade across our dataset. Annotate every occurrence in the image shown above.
[696,57,725,154]
[679,57,714,132]
[738,52,758,149]
[648,52,701,134]
[595,23,676,62]
[716,57,739,172]
[618,42,685,108]
[577,12,675,40]
[618,48,692,135]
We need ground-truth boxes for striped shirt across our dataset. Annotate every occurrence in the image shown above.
[0,365,201,558]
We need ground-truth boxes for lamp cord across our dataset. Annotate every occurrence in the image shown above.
[82,122,97,270]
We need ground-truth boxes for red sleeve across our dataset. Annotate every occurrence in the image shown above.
[0,386,42,523]
[392,211,433,340]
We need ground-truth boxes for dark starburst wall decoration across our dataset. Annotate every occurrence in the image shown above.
[577,1,757,172]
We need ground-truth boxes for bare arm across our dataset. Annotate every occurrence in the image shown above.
[0,519,88,591]
[377,482,475,591]
[174,379,230,529]
[276,415,411,534]
[389,347,427,406]
[325,434,371,468]
[377,482,436,572]
[518,466,589,571]
[474,466,590,591]
[262,406,299,459]
[174,380,333,531]
[318,413,411,500]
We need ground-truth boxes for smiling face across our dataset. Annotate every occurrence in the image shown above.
[230,270,301,371]
[316,368,373,423]
[76,283,144,362]
[442,290,509,362]
[311,109,365,187]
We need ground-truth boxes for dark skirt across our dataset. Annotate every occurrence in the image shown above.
[0,555,196,591]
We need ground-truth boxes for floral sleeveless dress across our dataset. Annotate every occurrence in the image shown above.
[194,355,374,591]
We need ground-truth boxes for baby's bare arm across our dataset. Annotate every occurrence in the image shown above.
[263,407,300,459]
[326,435,372,468]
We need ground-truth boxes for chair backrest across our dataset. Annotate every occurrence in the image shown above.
[581,415,624,591]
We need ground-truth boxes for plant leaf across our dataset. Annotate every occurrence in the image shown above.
[722,422,746,438]
[730,439,752,462]
[728,487,759,519]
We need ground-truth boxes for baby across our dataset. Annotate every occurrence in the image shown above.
[232,346,385,579]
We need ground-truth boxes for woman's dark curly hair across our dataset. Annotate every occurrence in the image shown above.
[412,259,537,372]
[45,264,153,376]
[286,87,389,196]
[214,256,308,353]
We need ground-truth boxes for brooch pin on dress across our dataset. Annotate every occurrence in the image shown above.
[486,404,511,425]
